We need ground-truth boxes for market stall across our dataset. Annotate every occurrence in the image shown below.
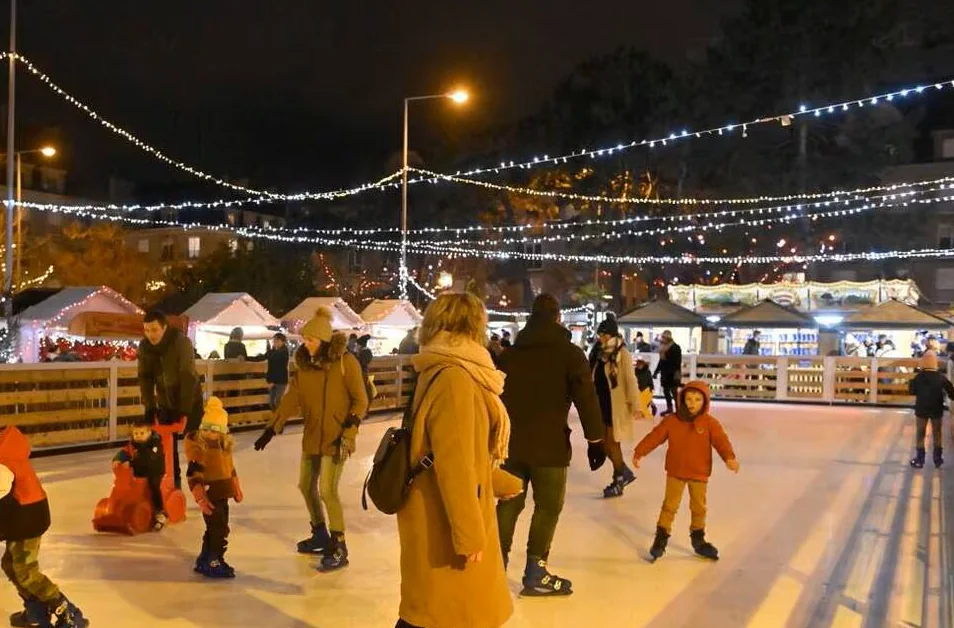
[617,300,712,355]
[183,292,280,358]
[16,286,144,363]
[360,299,423,355]
[719,300,820,356]
[282,297,365,335]
[841,299,951,357]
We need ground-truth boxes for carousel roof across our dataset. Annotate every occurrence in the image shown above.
[841,299,950,329]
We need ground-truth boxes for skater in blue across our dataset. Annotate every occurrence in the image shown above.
[908,351,954,469]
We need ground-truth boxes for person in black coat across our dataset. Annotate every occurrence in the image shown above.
[250,333,290,411]
[223,328,248,360]
[908,350,954,468]
[355,334,375,407]
[653,329,683,415]
[113,415,167,530]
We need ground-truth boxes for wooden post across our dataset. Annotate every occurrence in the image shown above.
[396,356,405,410]
[822,357,836,403]
[205,359,215,400]
[869,358,879,405]
[688,354,698,381]
[108,363,119,441]
[776,358,788,401]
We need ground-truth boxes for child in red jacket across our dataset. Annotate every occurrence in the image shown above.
[632,380,739,561]
[0,426,88,627]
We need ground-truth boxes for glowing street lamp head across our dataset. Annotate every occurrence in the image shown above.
[40,146,56,158]
[448,89,469,104]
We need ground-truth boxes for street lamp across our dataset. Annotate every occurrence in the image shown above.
[1,145,57,291]
[400,88,469,300]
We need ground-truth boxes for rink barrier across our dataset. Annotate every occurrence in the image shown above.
[0,356,416,450]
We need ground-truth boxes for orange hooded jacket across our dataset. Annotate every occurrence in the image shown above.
[634,380,735,482]
[0,426,51,541]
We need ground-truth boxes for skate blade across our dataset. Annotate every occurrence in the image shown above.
[519,587,573,598]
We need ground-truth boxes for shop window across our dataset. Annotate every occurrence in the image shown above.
[138,239,149,254]
[936,268,954,291]
[943,137,954,160]
[524,243,544,271]
[938,224,954,248]
[349,250,363,273]
[188,237,201,259]
[160,240,175,262]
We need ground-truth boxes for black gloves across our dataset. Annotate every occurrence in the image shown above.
[587,441,607,471]
[254,427,275,451]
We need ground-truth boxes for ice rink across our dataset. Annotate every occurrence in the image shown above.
[6,401,952,627]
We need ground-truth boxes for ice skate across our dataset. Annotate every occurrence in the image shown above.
[9,598,47,628]
[297,522,331,554]
[690,529,719,561]
[200,557,237,579]
[648,527,670,562]
[153,510,169,532]
[934,447,944,468]
[49,596,89,628]
[317,533,349,573]
[910,447,926,469]
[520,557,573,597]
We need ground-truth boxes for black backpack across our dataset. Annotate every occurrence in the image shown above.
[361,367,447,515]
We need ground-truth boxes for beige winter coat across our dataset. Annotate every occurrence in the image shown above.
[397,336,513,628]
[596,342,640,442]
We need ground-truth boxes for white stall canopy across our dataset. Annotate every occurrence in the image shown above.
[183,292,279,358]
[361,299,424,355]
[283,297,365,334]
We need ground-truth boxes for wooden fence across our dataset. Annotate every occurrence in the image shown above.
[0,356,415,450]
[0,354,940,450]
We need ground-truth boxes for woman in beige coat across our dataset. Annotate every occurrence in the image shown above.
[593,316,640,499]
[396,293,521,628]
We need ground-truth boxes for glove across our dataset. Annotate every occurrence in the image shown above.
[587,441,607,471]
[254,427,275,451]
[191,485,214,516]
[232,476,244,503]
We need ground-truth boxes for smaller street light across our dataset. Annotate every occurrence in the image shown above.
[39,146,56,158]
[448,89,469,104]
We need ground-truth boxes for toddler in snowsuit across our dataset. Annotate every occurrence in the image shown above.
[113,414,167,530]
[633,380,739,561]
[0,426,88,628]
[185,397,243,578]
[634,359,658,419]
[908,350,954,469]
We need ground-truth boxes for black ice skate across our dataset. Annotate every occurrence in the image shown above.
[911,447,926,469]
[690,529,719,561]
[935,447,944,468]
[648,527,670,562]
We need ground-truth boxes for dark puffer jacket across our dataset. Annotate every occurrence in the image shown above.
[114,432,165,479]
[909,369,954,419]
[0,426,51,542]
[499,317,605,467]
[138,327,204,431]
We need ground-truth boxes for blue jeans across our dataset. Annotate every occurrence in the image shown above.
[268,384,287,411]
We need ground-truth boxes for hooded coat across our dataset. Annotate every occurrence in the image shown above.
[138,326,204,431]
[397,334,513,628]
[634,381,736,482]
[268,332,369,456]
[0,426,51,542]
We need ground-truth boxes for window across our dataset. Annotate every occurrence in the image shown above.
[937,268,954,291]
[188,237,201,259]
[348,250,363,273]
[229,239,238,255]
[160,240,175,262]
[939,224,954,248]
[523,243,543,271]
[137,239,149,254]
[246,240,254,252]
[943,137,954,160]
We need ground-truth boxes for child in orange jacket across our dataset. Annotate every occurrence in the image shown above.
[632,380,739,561]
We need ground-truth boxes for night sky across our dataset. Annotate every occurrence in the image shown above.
[6,0,740,197]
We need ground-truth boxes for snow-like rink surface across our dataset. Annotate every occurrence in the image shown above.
[8,402,952,627]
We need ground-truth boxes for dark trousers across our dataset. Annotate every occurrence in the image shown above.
[202,499,230,558]
[605,425,625,474]
[145,474,164,512]
[496,461,568,562]
[171,432,182,489]
[395,620,422,628]
[916,416,943,450]
[663,383,679,412]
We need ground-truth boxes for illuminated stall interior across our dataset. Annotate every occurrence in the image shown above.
[841,299,950,357]
[719,300,820,356]
[360,299,424,355]
[617,300,710,355]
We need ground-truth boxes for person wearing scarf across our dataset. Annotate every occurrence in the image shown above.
[654,329,683,415]
[396,293,521,628]
[593,316,641,499]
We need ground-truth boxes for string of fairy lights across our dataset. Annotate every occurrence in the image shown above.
[406,275,590,318]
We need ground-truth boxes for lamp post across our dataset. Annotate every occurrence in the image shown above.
[4,0,16,323]
[400,88,468,300]
[12,146,56,286]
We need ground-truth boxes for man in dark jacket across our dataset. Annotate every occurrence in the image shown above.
[251,333,290,410]
[909,350,954,468]
[653,329,683,415]
[497,293,606,598]
[139,310,203,489]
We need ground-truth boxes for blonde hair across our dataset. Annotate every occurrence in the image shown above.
[419,293,488,346]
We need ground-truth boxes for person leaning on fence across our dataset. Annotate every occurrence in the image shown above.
[654,330,683,415]
[249,333,290,411]
[252,307,368,572]
[139,310,204,490]
[908,350,954,469]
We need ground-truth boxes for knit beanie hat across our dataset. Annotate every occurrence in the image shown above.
[597,316,619,337]
[200,396,229,434]
[300,307,334,342]
[920,350,939,371]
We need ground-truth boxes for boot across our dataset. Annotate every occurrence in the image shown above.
[194,537,210,573]
[649,527,670,561]
[10,598,48,628]
[690,529,719,561]
[521,556,572,597]
[910,447,926,469]
[49,595,89,628]
[935,447,944,468]
[317,532,349,572]
[603,466,636,498]
[200,556,237,579]
[297,522,331,554]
